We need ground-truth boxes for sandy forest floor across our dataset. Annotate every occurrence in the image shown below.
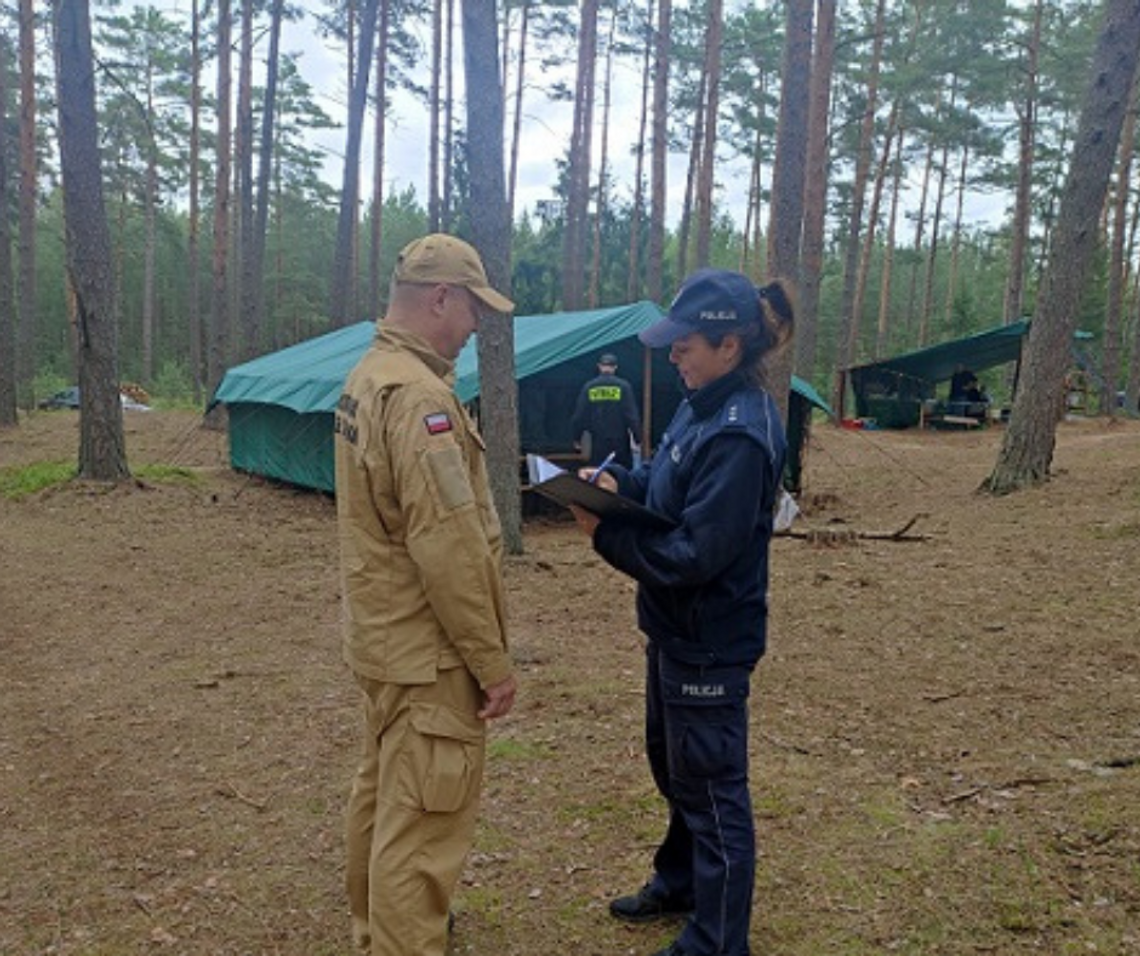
[1,409,1138,956]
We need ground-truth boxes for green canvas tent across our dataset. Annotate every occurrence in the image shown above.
[211,301,832,493]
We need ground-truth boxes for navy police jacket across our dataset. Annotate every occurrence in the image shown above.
[593,370,786,668]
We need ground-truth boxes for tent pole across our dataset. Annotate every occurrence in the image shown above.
[642,345,653,453]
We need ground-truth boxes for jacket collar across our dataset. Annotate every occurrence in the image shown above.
[376,322,456,384]
[688,369,747,420]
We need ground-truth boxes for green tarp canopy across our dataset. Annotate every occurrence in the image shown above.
[846,320,1031,426]
[212,301,831,492]
[850,320,1030,388]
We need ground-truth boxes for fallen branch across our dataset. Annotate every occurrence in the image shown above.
[759,731,818,757]
[215,782,270,811]
[943,776,1056,805]
[1098,755,1140,769]
[1000,776,1056,789]
[943,786,986,805]
[922,689,966,704]
[777,513,930,544]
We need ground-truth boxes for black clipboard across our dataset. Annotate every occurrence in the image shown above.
[526,455,676,529]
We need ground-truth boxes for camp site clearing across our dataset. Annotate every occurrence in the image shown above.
[1,409,1137,955]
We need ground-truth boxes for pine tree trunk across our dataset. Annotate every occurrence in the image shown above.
[1126,278,1140,412]
[765,0,813,422]
[1127,195,1140,413]
[209,0,232,397]
[188,0,203,402]
[627,0,652,302]
[561,0,598,310]
[852,104,898,365]
[331,0,380,327]
[17,0,36,411]
[904,133,935,343]
[507,0,530,223]
[1101,78,1137,415]
[919,77,955,347]
[646,0,670,302]
[1005,0,1042,326]
[876,128,904,359]
[694,0,724,268]
[461,0,522,553]
[741,131,759,276]
[796,0,835,380]
[367,0,390,319]
[987,0,1140,494]
[443,0,456,230]
[251,0,284,359]
[236,0,255,359]
[944,144,970,326]
[749,118,764,278]
[589,11,616,308]
[920,136,950,344]
[676,70,706,281]
[143,95,157,383]
[429,0,442,231]
[57,0,128,481]
[832,0,884,413]
[0,40,17,427]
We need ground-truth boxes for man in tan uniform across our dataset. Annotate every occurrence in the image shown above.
[335,234,517,956]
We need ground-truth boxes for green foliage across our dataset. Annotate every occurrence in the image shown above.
[721,3,783,158]
[134,463,203,487]
[358,187,431,316]
[0,461,75,500]
[32,194,73,379]
[34,368,73,401]
[486,738,553,761]
[511,217,563,315]
[150,361,198,409]
[0,458,200,499]
[272,55,342,208]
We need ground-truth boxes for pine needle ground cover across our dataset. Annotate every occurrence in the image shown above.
[1,410,1137,955]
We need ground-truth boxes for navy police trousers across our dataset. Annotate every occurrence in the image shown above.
[643,641,755,956]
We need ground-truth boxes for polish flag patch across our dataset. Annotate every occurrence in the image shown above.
[424,412,454,435]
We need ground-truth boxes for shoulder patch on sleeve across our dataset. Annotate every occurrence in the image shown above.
[424,411,454,435]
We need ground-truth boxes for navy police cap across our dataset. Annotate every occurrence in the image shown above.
[640,268,761,348]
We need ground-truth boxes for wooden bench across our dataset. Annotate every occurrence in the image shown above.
[926,413,982,430]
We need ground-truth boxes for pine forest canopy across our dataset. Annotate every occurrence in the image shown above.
[3,0,1140,428]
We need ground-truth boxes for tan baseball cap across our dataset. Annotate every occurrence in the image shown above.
[394,233,515,314]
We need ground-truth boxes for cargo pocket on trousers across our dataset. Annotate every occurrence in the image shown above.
[405,704,486,813]
[658,658,750,783]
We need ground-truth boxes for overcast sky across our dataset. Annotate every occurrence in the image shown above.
[144,1,1004,233]
[275,7,758,228]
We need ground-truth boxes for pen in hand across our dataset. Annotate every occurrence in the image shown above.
[589,451,617,484]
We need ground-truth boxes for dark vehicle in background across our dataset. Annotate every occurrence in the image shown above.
[37,386,151,411]
[38,387,81,410]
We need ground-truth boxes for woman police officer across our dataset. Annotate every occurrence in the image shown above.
[572,268,794,956]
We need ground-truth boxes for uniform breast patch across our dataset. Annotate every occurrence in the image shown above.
[424,412,454,435]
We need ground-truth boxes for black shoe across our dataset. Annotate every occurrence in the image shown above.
[650,943,690,956]
[609,884,694,923]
